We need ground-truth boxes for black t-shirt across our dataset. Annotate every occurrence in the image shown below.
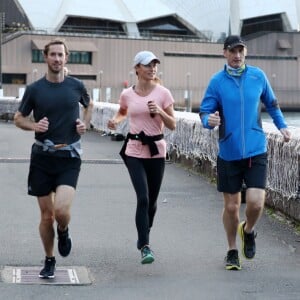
[18,76,90,145]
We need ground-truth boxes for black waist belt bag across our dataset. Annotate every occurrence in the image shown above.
[119,131,164,165]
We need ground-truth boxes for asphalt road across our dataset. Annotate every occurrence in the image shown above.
[0,121,299,300]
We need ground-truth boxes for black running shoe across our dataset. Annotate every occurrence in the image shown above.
[141,245,154,264]
[39,256,56,279]
[57,225,72,257]
[225,249,241,270]
[238,221,257,259]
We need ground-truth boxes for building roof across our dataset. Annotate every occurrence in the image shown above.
[17,0,179,31]
[13,0,300,41]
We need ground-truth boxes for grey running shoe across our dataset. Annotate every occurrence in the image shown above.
[39,256,56,279]
[57,225,72,257]
[225,249,241,270]
[238,221,257,259]
[141,245,155,264]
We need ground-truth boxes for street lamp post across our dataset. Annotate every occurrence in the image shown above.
[271,73,276,92]
[99,70,103,102]
[129,71,134,86]
[158,72,163,82]
[0,12,5,91]
[185,72,191,112]
[32,69,38,83]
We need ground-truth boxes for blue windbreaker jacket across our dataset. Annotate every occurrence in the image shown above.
[200,65,287,161]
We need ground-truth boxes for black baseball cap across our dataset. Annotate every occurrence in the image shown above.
[223,35,246,50]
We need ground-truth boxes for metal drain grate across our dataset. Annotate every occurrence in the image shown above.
[13,268,79,284]
[2,266,91,285]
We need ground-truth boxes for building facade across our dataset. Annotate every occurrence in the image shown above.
[1,0,300,110]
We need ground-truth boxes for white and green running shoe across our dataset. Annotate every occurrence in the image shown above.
[141,245,155,264]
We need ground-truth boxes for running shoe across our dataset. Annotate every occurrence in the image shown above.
[39,256,56,279]
[238,221,257,259]
[141,245,155,264]
[225,249,241,270]
[57,225,72,257]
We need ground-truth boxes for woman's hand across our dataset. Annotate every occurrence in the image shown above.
[107,119,117,130]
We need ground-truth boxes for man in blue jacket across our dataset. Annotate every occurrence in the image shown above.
[200,35,291,270]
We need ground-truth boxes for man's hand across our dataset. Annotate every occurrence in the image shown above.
[208,111,221,127]
[280,128,291,142]
[35,117,49,132]
[76,118,87,135]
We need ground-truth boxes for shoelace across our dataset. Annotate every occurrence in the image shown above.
[245,231,257,242]
[142,247,152,256]
[227,250,238,261]
[44,259,55,271]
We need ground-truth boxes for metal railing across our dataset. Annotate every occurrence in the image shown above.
[2,28,211,44]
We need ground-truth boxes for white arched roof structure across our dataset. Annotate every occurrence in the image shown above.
[15,0,300,41]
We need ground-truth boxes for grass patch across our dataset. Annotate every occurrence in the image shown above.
[265,207,300,235]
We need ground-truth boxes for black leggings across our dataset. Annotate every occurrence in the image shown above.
[126,156,165,249]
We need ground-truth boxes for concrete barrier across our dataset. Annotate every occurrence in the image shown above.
[2,98,300,221]
[0,97,20,121]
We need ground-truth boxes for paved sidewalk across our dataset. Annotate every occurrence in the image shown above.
[0,121,299,300]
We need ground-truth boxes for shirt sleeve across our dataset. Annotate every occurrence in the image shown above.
[79,81,90,108]
[119,89,128,110]
[162,87,175,109]
[18,85,34,116]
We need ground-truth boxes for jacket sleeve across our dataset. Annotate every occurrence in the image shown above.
[261,72,288,130]
[199,79,219,129]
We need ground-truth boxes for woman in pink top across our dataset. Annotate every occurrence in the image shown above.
[108,50,176,264]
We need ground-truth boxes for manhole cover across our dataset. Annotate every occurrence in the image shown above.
[2,266,92,285]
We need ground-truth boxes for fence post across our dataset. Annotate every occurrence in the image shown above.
[296,154,300,200]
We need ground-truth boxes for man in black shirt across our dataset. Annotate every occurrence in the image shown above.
[14,39,93,279]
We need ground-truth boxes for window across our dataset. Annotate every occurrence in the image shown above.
[68,51,92,64]
[70,74,96,80]
[32,49,44,63]
[32,50,92,64]
[3,73,27,84]
[241,13,284,36]
[60,17,126,36]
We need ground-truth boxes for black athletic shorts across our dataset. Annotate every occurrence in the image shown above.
[27,151,81,197]
[217,152,268,194]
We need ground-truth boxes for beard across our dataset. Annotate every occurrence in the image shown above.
[48,65,61,74]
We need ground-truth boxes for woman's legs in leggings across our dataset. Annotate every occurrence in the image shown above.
[126,157,165,249]
[145,159,165,228]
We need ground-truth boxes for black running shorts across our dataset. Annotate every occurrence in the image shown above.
[217,152,268,193]
[28,152,81,197]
